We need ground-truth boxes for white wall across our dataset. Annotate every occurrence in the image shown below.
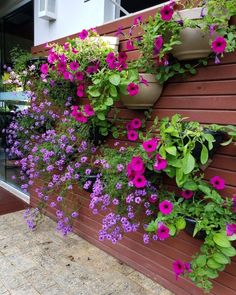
[34,0,116,46]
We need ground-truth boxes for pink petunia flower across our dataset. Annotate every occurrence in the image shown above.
[127,82,139,96]
[72,47,78,54]
[173,260,185,280]
[105,52,116,64]
[57,62,66,73]
[86,63,99,74]
[133,174,147,188]
[127,130,139,141]
[83,104,94,117]
[71,105,78,116]
[130,118,142,129]
[78,29,88,40]
[160,4,174,21]
[131,156,145,173]
[154,154,167,171]
[159,200,173,215]
[75,112,88,123]
[181,190,194,200]
[154,35,164,53]
[70,61,79,71]
[75,71,84,81]
[40,63,49,74]
[126,40,135,50]
[210,176,225,190]
[142,138,159,153]
[126,122,133,131]
[211,36,227,54]
[133,15,142,25]
[77,84,85,97]
[118,52,127,63]
[115,26,124,37]
[226,223,236,236]
[157,224,170,240]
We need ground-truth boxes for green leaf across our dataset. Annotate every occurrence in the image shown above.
[168,224,176,236]
[176,217,186,230]
[182,153,195,174]
[207,258,222,269]
[88,88,101,97]
[109,85,118,97]
[97,113,106,121]
[200,144,209,165]
[146,221,157,232]
[221,138,233,146]
[183,181,198,191]
[219,246,236,257]
[205,268,219,279]
[213,233,231,248]
[109,74,120,86]
[196,255,207,267]
[212,252,229,264]
[198,184,211,195]
[105,97,114,106]
[165,146,177,156]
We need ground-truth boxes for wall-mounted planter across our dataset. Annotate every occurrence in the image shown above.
[185,217,206,240]
[171,7,213,60]
[120,73,163,109]
[89,36,119,51]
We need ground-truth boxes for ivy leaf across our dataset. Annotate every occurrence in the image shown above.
[219,246,236,257]
[198,184,211,195]
[97,113,106,121]
[88,88,101,97]
[183,181,198,191]
[213,233,231,248]
[109,74,121,86]
[105,97,114,106]
[200,144,209,165]
[195,255,207,267]
[109,85,118,97]
[182,153,195,174]
[205,268,219,279]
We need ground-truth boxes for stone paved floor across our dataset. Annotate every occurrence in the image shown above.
[0,211,173,295]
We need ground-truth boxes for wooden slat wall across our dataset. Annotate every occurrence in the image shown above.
[31,6,236,295]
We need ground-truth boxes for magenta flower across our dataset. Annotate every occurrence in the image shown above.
[75,112,88,123]
[77,84,85,97]
[40,63,49,74]
[127,82,139,96]
[86,63,99,74]
[126,122,133,131]
[133,15,142,25]
[57,62,66,73]
[115,26,124,37]
[160,4,174,21]
[142,138,159,153]
[78,29,88,40]
[105,52,116,64]
[233,195,236,213]
[126,40,135,50]
[157,224,170,240]
[118,52,127,63]
[131,156,144,173]
[127,130,138,141]
[133,174,147,188]
[153,154,167,171]
[154,35,164,52]
[70,61,79,71]
[149,194,158,204]
[84,104,94,117]
[159,200,173,215]
[211,36,227,54]
[210,176,225,190]
[173,260,185,280]
[181,190,194,200]
[226,223,236,236]
[71,105,78,116]
[130,118,142,129]
[140,75,149,86]
[75,71,84,81]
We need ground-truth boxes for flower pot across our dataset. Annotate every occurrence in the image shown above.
[89,36,119,52]
[171,7,213,60]
[191,130,225,162]
[185,217,206,240]
[120,74,163,109]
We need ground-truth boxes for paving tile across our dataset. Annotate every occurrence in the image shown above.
[9,283,40,295]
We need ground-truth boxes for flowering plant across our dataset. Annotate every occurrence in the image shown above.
[125,0,236,83]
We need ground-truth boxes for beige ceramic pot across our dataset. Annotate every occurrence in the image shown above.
[120,73,163,109]
[89,36,119,51]
[171,7,213,61]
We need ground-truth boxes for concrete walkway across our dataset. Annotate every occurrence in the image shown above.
[0,211,172,295]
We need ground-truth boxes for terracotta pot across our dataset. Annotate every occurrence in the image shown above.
[171,7,213,61]
[120,73,163,109]
[89,36,119,51]
[230,16,236,26]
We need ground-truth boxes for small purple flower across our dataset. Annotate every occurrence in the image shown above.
[71,212,79,218]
